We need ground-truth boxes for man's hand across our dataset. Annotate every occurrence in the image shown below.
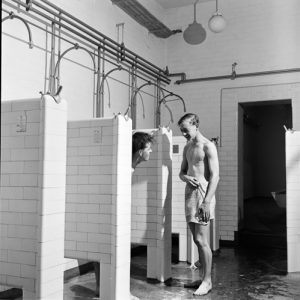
[199,202,210,223]
[186,176,200,187]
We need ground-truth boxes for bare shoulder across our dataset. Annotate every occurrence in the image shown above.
[203,140,217,154]
[183,141,192,152]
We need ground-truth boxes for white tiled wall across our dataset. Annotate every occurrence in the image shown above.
[286,130,300,273]
[171,136,188,261]
[131,127,172,281]
[65,115,132,300]
[0,96,67,299]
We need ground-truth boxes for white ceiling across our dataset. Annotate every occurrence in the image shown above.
[155,0,213,9]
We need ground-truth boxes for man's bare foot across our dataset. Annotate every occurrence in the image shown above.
[193,281,212,296]
[184,279,202,288]
[130,293,139,300]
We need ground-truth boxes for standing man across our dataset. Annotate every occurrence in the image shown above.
[178,113,219,296]
[94,131,153,299]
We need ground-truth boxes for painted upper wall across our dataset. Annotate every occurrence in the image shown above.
[161,0,300,136]
[2,0,300,132]
[1,0,167,128]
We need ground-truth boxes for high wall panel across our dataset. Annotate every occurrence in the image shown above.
[0,96,67,299]
[131,127,172,281]
[286,130,300,273]
[65,115,132,300]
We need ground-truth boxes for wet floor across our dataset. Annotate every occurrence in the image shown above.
[63,245,300,300]
[1,245,298,299]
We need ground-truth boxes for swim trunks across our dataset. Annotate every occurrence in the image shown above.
[185,179,215,224]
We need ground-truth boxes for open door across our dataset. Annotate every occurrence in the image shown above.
[239,100,292,254]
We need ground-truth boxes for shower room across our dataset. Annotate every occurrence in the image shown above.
[2,1,300,299]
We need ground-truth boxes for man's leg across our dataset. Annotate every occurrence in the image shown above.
[191,223,212,295]
[184,222,202,288]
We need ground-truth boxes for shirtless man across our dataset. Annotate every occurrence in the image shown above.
[178,113,219,296]
[94,131,153,299]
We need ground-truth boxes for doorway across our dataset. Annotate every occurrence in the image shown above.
[238,100,292,252]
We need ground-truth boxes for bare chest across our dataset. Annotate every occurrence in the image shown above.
[186,144,206,163]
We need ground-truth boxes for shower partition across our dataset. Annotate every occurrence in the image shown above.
[131,127,172,281]
[65,115,132,300]
[0,96,68,299]
[285,130,300,272]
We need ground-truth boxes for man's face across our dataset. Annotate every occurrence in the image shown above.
[141,142,152,161]
[179,120,197,141]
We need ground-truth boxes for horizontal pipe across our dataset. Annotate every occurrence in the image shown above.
[6,0,170,84]
[175,68,300,84]
[168,72,186,81]
[31,0,170,83]
[37,0,169,80]
[40,0,167,75]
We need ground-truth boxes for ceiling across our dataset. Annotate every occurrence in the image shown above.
[155,0,213,9]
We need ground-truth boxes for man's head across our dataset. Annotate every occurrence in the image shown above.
[177,113,199,141]
[132,132,154,162]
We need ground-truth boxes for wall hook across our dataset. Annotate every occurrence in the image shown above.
[231,62,237,80]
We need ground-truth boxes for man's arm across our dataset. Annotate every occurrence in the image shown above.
[199,142,219,222]
[203,141,219,204]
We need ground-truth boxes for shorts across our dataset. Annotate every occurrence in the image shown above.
[185,179,215,224]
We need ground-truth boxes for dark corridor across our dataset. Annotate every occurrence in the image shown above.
[239,101,292,254]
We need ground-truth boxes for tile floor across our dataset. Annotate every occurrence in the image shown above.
[63,245,300,300]
[1,244,299,299]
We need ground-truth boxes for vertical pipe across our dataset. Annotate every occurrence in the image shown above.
[131,67,137,129]
[100,43,105,117]
[57,13,62,89]
[95,46,101,117]
[48,21,56,94]
[43,24,48,94]
[155,81,161,128]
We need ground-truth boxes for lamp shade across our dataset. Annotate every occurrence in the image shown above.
[183,21,206,45]
[208,13,226,33]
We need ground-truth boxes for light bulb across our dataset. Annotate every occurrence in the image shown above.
[208,12,226,33]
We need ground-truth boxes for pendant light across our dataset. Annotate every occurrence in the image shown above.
[183,0,206,45]
[208,0,226,33]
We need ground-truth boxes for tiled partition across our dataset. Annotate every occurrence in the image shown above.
[286,130,300,272]
[0,96,67,299]
[171,136,188,262]
[65,115,132,300]
[131,127,172,282]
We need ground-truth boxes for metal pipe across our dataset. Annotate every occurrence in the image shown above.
[163,103,174,127]
[175,68,300,84]
[48,21,56,94]
[165,94,187,112]
[2,11,33,48]
[136,90,146,119]
[3,1,170,84]
[53,43,97,93]
[158,93,186,113]
[168,72,186,81]
[125,81,151,115]
[98,65,122,108]
[21,0,170,83]
[40,0,167,75]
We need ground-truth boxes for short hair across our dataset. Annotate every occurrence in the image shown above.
[177,113,199,128]
[132,132,154,155]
